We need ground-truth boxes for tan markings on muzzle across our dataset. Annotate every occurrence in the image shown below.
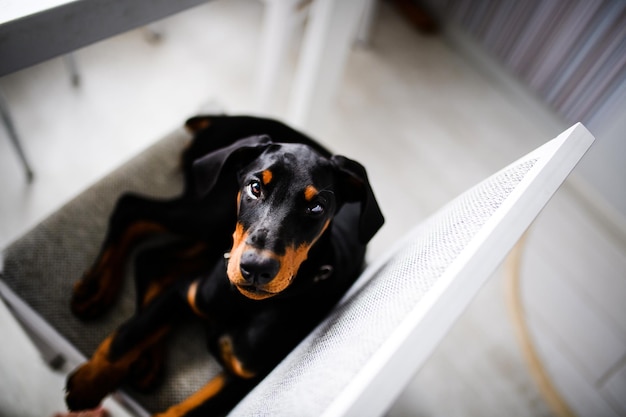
[228,222,273,300]
[227,222,248,286]
[227,220,331,300]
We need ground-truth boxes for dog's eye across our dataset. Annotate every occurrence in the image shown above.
[306,202,325,217]
[246,181,262,200]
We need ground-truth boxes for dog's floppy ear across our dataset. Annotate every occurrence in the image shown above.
[193,135,272,197]
[332,155,385,244]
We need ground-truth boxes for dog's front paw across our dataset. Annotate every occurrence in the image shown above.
[65,361,120,411]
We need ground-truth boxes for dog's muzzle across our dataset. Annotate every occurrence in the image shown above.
[239,250,280,286]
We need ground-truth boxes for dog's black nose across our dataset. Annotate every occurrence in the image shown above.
[240,251,280,285]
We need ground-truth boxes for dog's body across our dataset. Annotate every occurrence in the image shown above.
[65,115,384,417]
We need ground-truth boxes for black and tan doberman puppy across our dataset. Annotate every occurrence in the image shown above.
[65,115,384,416]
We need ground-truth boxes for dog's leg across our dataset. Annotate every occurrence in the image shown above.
[153,312,309,416]
[134,239,212,307]
[71,194,216,319]
[66,281,191,410]
[153,372,258,417]
[128,343,167,393]
[128,239,213,392]
[153,313,299,416]
[65,327,170,411]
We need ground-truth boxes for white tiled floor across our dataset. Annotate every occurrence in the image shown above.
[1,1,623,416]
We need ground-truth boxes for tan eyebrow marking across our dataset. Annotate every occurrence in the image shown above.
[304,185,318,201]
[262,170,273,185]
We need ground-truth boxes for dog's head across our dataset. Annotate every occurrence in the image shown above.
[193,135,383,300]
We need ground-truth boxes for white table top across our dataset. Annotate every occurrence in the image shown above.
[0,0,207,76]
[0,0,75,24]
